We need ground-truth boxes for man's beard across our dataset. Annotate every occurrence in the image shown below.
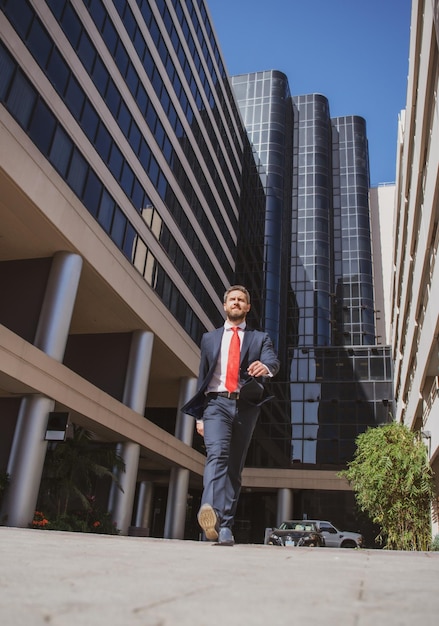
[228,309,246,322]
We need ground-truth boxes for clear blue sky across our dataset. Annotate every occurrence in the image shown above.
[207,0,412,186]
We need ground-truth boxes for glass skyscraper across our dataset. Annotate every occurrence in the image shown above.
[232,72,393,476]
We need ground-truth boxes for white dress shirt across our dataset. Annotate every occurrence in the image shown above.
[206,322,245,394]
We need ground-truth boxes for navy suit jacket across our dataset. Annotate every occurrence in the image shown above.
[181,327,280,420]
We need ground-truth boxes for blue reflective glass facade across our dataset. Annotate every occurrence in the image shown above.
[332,115,375,346]
[232,74,393,469]
[231,71,293,359]
[292,94,333,349]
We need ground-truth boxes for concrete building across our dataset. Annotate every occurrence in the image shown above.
[369,183,396,346]
[0,0,257,538]
[390,0,439,534]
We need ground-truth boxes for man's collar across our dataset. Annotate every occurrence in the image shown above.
[224,321,246,330]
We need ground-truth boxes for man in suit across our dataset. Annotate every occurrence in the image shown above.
[182,286,279,545]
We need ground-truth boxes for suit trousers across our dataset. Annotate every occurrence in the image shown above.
[201,395,260,528]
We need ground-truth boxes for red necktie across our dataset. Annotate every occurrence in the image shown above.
[225,327,240,393]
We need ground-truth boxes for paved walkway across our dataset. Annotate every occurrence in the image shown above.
[1,527,438,625]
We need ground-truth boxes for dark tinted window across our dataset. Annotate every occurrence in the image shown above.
[64,75,85,119]
[98,189,115,231]
[27,18,52,66]
[7,70,36,127]
[50,126,73,177]
[95,123,112,161]
[77,31,96,73]
[61,4,82,48]
[67,149,87,196]
[81,100,100,141]
[3,0,33,37]
[47,48,70,94]
[0,44,15,99]
[28,99,56,154]
[111,206,127,247]
[82,169,103,217]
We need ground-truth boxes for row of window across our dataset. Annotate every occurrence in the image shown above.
[266,380,388,459]
[296,174,369,201]
[288,307,375,341]
[289,354,391,381]
[52,0,236,281]
[294,194,331,211]
[293,93,329,113]
[290,403,390,426]
[334,116,368,141]
[130,0,240,216]
[337,333,375,346]
[290,439,356,465]
[0,40,210,344]
[291,423,375,440]
[289,265,375,343]
[257,402,390,466]
[233,75,286,101]
[2,0,232,318]
[336,191,369,205]
[334,258,373,276]
[151,0,243,182]
[192,0,247,165]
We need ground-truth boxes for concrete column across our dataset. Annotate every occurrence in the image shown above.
[134,481,154,530]
[122,330,153,413]
[34,251,83,360]
[277,488,293,527]
[174,377,198,445]
[164,466,190,539]
[108,441,141,535]
[108,331,153,535]
[164,377,197,539]
[3,252,82,527]
[2,395,55,527]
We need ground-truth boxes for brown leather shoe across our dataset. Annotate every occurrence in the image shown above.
[197,504,219,541]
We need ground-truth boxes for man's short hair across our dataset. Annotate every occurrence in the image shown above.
[223,285,250,304]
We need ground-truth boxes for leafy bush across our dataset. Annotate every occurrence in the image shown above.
[339,422,436,550]
[32,502,119,534]
[35,425,124,535]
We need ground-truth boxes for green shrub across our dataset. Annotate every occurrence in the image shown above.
[32,505,119,535]
[339,423,436,550]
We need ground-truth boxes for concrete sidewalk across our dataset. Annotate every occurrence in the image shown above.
[1,527,438,626]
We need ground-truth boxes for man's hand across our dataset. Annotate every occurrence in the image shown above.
[196,420,204,436]
[247,361,270,377]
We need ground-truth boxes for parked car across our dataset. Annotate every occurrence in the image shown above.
[266,520,325,547]
[306,520,364,548]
